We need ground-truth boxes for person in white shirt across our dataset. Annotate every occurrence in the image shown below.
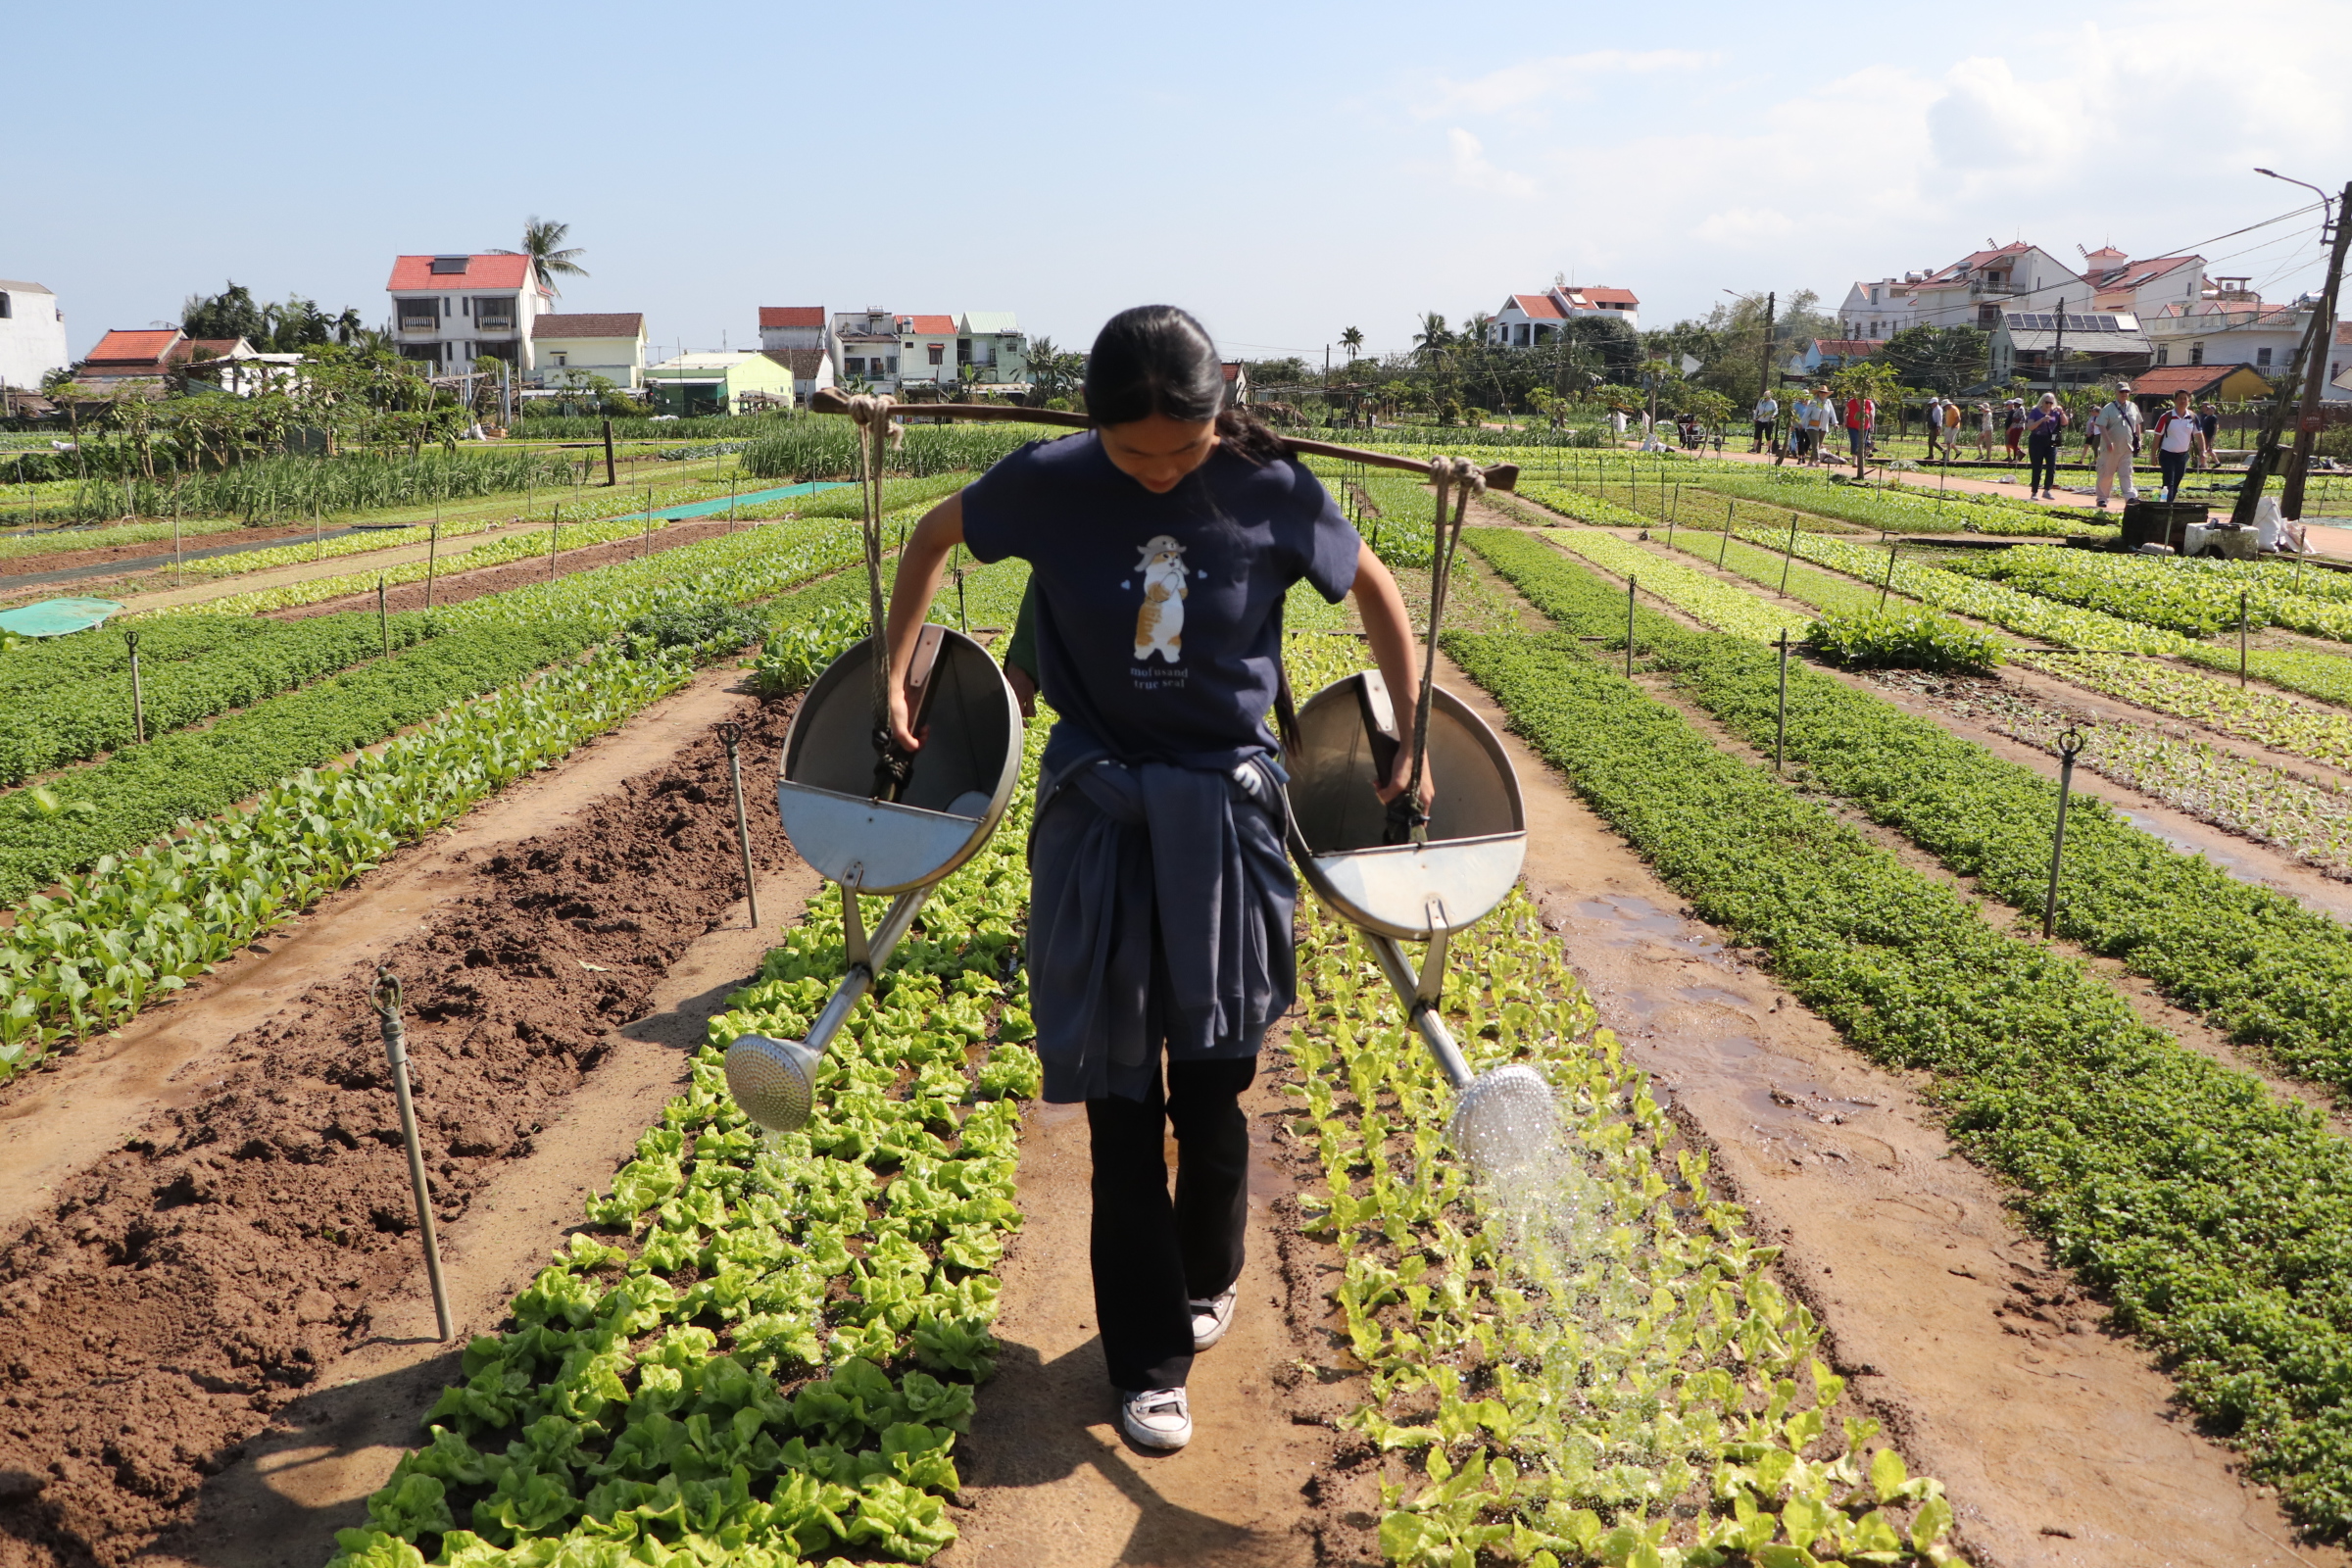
[2089,385,2143,509]
[1806,385,1838,466]
[1976,402,1996,460]
[2151,388,2208,502]
[1752,394,1779,453]
[1923,396,1946,461]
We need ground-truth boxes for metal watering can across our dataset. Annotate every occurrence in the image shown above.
[724,623,1022,1131]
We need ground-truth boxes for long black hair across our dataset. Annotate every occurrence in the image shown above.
[1083,305,1288,466]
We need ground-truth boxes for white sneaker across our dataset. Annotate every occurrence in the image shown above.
[1119,1387,1192,1449]
[1190,1288,1239,1350]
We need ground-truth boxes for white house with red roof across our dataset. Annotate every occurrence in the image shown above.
[2080,247,2207,318]
[385,254,554,374]
[1488,285,1641,347]
[897,314,960,389]
[1838,243,2083,338]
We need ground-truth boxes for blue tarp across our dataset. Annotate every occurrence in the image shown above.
[0,598,125,638]
[619,480,851,522]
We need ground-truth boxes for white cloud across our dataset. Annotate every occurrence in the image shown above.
[1446,127,1537,198]
[1692,208,1796,248]
[1416,50,1715,120]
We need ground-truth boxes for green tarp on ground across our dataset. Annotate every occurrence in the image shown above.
[0,598,125,638]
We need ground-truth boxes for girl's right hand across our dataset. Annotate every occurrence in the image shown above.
[888,678,922,754]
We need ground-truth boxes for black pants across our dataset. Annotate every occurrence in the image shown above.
[2029,434,2058,493]
[1086,1055,1254,1392]
[2159,447,2190,498]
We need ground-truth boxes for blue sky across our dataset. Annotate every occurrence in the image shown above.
[15,0,2350,362]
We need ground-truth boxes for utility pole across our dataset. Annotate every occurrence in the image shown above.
[2239,174,2352,527]
[2281,178,2352,520]
[1759,290,1777,407]
[2048,295,2067,403]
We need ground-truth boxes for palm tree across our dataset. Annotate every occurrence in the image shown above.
[1340,326,1363,362]
[494,217,589,296]
[1411,313,1453,371]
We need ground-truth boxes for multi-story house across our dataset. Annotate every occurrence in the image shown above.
[0,279,68,396]
[1839,243,2083,338]
[897,315,959,391]
[956,312,1029,388]
[759,306,832,356]
[1986,308,2154,390]
[833,309,899,388]
[385,254,555,374]
[1486,285,1641,347]
[2080,248,2207,318]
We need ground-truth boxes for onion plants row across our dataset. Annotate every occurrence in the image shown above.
[1445,559,2352,1534]
[737,422,1054,483]
[36,450,583,524]
[325,699,1048,1568]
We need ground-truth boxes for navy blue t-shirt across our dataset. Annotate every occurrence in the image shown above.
[960,432,1360,770]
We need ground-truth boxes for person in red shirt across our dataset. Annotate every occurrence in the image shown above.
[1842,394,1875,470]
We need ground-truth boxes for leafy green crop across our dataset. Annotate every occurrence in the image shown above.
[0,611,440,783]
[0,528,870,1069]
[1938,545,2352,642]
[1540,526,1813,644]
[1801,609,2002,673]
[325,670,1047,1568]
[1278,633,1953,1566]
[1461,527,2352,1533]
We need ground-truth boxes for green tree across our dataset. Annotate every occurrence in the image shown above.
[182,282,268,342]
[492,216,589,296]
[1340,325,1363,362]
[1411,313,1452,366]
[1883,325,1988,394]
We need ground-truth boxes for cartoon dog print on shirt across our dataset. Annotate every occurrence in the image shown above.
[1132,534,1188,663]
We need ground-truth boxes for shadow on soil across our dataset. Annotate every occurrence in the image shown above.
[958,1337,1265,1564]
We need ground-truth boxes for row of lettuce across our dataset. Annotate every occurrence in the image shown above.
[1460,528,2352,1534]
[325,707,1048,1568]
[1276,635,1957,1568]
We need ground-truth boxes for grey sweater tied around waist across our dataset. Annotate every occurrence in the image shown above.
[1026,731,1298,1103]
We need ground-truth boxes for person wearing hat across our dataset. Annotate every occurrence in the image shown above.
[2003,398,2027,462]
[2088,383,2143,510]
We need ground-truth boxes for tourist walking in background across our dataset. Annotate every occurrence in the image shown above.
[1923,395,1946,460]
[2004,397,2027,461]
[2152,389,2207,502]
[1843,390,1876,471]
[1752,391,1779,454]
[1943,396,1964,460]
[2195,402,2221,471]
[1781,389,1812,466]
[2026,393,2068,499]
[1811,387,1838,466]
[2090,384,2142,510]
[1976,401,1996,460]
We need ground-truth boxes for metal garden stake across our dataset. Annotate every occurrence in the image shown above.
[378,576,389,656]
[1879,544,1899,611]
[425,521,439,608]
[369,971,453,1342]
[550,506,561,580]
[717,721,762,930]
[1779,514,1800,597]
[2240,590,2249,687]
[2042,726,2084,940]
[1625,574,1638,676]
[1775,629,1790,770]
[1719,502,1734,566]
[124,629,145,745]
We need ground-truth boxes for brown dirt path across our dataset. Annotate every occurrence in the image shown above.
[937,1037,1366,1568]
[1435,635,2343,1568]
[0,669,812,1568]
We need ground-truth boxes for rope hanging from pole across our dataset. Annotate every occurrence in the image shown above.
[847,394,913,800]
